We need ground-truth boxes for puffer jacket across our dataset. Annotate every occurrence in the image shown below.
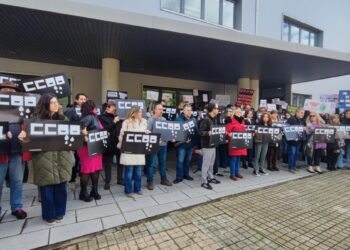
[119,118,148,166]
[29,114,74,186]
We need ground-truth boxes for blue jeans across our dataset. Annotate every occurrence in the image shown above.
[146,146,167,184]
[40,182,67,221]
[0,153,24,214]
[230,156,240,177]
[288,144,301,170]
[124,166,142,194]
[346,141,350,168]
[176,146,193,181]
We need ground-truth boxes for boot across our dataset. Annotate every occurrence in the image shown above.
[314,166,323,174]
[307,166,316,173]
[90,186,101,200]
[79,189,93,202]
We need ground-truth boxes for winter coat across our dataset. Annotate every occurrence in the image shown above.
[99,112,122,153]
[199,114,218,148]
[119,118,148,166]
[226,117,247,156]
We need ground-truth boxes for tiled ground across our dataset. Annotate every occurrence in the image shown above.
[58,170,350,250]
[0,156,317,250]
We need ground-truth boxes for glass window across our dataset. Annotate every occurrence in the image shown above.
[300,29,310,45]
[161,0,181,12]
[184,0,201,19]
[204,0,220,24]
[290,25,299,43]
[222,0,234,28]
[282,22,289,41]
[310,33,315,46]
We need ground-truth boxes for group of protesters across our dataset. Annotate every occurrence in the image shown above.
[1,79,349,226]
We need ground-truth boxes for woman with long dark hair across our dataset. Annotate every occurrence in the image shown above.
[77,100,103,202]
[18,93,73,225]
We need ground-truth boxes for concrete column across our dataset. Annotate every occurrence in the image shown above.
[237,78,250,90]
[101,58,120,102]
[285,84,292,105]
[250,79,260,110]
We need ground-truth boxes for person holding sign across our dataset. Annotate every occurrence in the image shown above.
[253,113,271,176]
[242,110,255,169]
[99,101,123,190]
[267,110,281,171]
[146,103,173,190]
[342,110,350,169]
[286,108,306,173]
[174,104,198,184]
[64,93,87,185]
[305,112,326,174]
[199,102,221,190]
[0,80,29,220]
[118,106,149,198]
[77,100,103,202]
[226,108,247,181]
[18,93,73,225]
[326,115,345,171]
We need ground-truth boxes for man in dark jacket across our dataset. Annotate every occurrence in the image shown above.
[99,101,123,189]
[174,104,198,184]
[0,80,27,219]
[199,102,221,190]
[342,110,350,168]
[64,93,87,183]
[286,108,305,173]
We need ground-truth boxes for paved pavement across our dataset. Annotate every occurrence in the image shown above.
[56,169,350,250]
[0,159,318,250]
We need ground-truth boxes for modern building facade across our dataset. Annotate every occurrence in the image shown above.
[0,0,350,109]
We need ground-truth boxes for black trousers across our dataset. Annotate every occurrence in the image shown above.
[307,149,323,166]
[267,146,279,168]
[103,150,123,184]
[327,147,339,170]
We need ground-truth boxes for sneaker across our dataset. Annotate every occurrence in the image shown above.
[242,164,248,169]
[55,216,63,223]
[201,183,213,190]
[104,183,111,190]
[161,179,173,186]
[135,191,143,195]
[259,169,269,175]
[46,219,56,226]
[173,179,183,184]
[230,176,238,181]
[147,183,155,190]
[117,180,124,186]
[235,173,243,179]
[267,167,275,171]
[248,163,254,168]
[253,170,260,176]
[11,209,27,220]
[272,167,280,171]
[184,176,194,181]
[208,178,221,184]
[289,169,296,174]
[214,173,224,177]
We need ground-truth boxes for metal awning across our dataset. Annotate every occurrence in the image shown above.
[0,3,350,87]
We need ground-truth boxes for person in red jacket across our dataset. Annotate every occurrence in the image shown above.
[226,108,247,181]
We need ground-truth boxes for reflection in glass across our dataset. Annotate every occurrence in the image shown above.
[204,0,220,24]
[290,25,299,43]
[310,33,315,46]
[184,0,201,18]
[282,22,289,41]
[300,29,310,45]
[223,0,234,28]
[161,0,181,12]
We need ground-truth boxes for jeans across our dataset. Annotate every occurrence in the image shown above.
[336,153,345,168]
[0,153,24,214]
[124,166,142,194]
[230,156,240,177]
[346,141,350,168]
[288,144,301,170]
[254,143,269,171]
[40,182,67,221]
[176,146,193,181]
[147,146,167,184]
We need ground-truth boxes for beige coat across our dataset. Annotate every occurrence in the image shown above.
[119,118,148,166]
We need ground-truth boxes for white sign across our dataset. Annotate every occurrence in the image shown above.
[215,95,230,106]
[267,103,277,112]
[259,99,267,107]
[183,95,194,104]
[146,90,159,101]
[203,94,208,102]
[193,89,199,97]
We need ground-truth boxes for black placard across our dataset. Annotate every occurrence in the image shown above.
[21,120,84,152]
[87,129,108,156]
[182,119,198,139]
[0,92,40,122]
[230,131,253,149]
[162,107,177,121]
[20,73,70,98]
[313,128,336,143]
[283,125,305,141]
[106,90,128,102]
[245,125,256,132]
[327,125,350,140]
[209,125,226,147]
[255,126,282,143]
[115,100,147,119]
[0,122,10,156]
[152,119,187,142]
[273,121,288,128]
[121,132,160,155]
